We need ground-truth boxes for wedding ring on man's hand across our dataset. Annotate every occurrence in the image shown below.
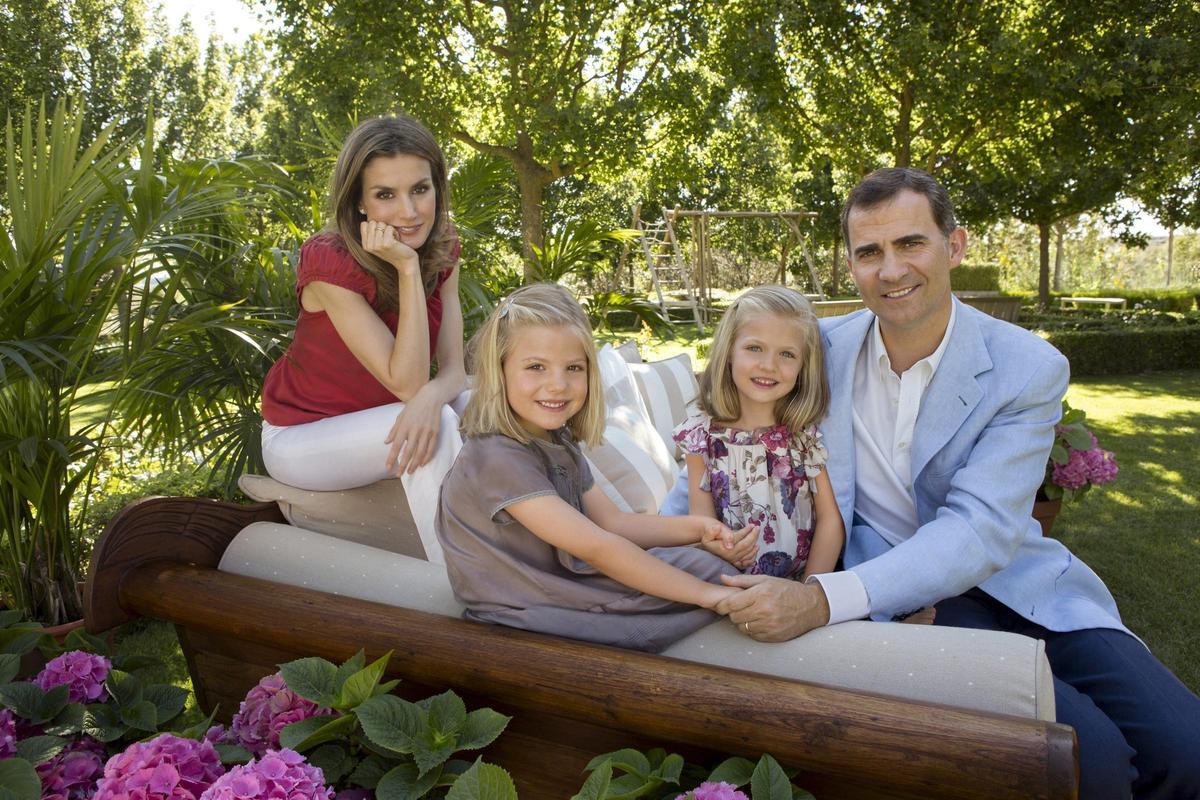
[743,621,752,634]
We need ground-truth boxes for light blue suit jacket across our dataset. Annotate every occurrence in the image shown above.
[820,299,1127,634]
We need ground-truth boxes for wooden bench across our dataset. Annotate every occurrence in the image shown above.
[85,496,1078,800]
[1058,296,1127,311]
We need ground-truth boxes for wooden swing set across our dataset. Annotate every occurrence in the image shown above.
[633,207,826,329]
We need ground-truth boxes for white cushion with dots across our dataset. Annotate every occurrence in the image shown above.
[219,522,1054,721]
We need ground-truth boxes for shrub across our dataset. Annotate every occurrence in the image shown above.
[951,263,1002,291]
[1038,326,1200,376]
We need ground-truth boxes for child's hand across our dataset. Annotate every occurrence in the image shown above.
[700,521,759,569]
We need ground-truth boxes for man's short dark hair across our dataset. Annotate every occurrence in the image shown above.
[841,167,958,245]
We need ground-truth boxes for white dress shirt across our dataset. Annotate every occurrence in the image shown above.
[811,304,958,624]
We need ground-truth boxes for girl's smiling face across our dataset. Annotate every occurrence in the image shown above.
[503,324,589,440]
[729,312,805,425]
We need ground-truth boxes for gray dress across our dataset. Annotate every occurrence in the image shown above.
[436,431,737,652]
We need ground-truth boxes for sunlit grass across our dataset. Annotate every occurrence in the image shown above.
[1062,370,1200,692]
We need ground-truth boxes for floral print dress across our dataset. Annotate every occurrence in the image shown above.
[674,411,829,580]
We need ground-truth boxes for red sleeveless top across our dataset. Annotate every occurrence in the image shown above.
[261,232,458,426]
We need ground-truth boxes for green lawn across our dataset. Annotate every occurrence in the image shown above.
[1062,370,1200,693]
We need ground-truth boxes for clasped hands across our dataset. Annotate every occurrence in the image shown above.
[699,519,831,642]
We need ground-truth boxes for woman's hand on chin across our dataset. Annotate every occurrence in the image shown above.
[384,389,443,475]
[360,220,419,273]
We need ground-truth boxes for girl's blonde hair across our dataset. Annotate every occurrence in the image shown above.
[462,283,605,447]
[700,285,829,432]
[328,114,457,309]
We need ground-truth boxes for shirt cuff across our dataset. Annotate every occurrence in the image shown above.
[807,571,870,625]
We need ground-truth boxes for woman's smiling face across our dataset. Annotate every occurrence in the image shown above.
[358,153,437,249]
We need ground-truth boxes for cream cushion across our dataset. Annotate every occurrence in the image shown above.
[628,354,699,459]
[582,345,678,513]
[222,522,1054,721]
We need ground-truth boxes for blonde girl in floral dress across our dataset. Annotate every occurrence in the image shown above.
[674,286,844,582]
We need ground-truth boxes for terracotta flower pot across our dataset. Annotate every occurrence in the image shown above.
[1032,498,1062,537]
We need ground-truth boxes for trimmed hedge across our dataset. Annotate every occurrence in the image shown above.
[1008,288,1199,312]
[952,264,1001,291]
[1040,326,1200,376]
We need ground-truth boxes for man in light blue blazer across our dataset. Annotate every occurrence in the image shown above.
[707,168,1199,798]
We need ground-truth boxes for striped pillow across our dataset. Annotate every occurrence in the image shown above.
[629,354,700,460]
[583,345,678,513]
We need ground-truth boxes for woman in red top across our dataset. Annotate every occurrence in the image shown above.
[261,115,466,556]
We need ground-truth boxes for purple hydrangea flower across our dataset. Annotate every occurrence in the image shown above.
[198,749,333,800]
[37,736,106,800]
[230,673,335,757]
[0,708,16,759]
[676,781,749,800]
[33,651,111,704]
[94,733,225,800]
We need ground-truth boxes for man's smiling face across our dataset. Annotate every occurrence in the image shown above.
[846,189,966,343]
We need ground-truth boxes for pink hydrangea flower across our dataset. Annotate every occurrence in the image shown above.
[37,736,106,800]
[198,749,332,800]
[0,708,16,759]
[1051,430,1118,492]
[676,782,749,800]
[230,673,335,757]
[94,733,225,800]
[33,651,111,704]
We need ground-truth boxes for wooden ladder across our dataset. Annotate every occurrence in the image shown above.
[638,215,704,331]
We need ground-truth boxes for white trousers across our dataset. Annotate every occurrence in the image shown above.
[260,395,467,564]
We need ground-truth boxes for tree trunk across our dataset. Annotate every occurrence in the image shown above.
[1037,221,1052,309]
[831,238,841,296]
[514,161,547,282]
[1166,227,1174,287]
[1052,224,1064,292]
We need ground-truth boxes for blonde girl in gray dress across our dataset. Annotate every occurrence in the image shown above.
[435,283,756,651]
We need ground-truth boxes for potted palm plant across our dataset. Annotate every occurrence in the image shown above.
[1033,399,1119,535]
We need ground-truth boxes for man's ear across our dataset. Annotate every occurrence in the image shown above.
[947,227,967,269]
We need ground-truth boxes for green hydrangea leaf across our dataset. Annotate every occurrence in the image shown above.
[1049,443,1070,465]
[750,754,792,800]
[143,684,189,725]
[121,699,159,732]
[214,744,253,765]
[0,758,41,800]
[278,712,355,752]
[0,654,19,685]
[593,748,651,780]
[445,759,517,800]
[332,650,366,691]
[81,702,127,742]
[42,703,85,736]
[376,763,441,800]
[570,760,612,800]
[425,691,466,739]
[412,726,458,776]
[14,736,67,765]
[0,628,44,657]
[348,754,392,789]
[335,652,391,711]
[279,657,339,706]
[1063,427,1093,450]
[707,757,755,787]
[456,708,510,751]
[307,743,355,784]
[356,694,425,756]
[105,670,143,709]
[654,753,684,784]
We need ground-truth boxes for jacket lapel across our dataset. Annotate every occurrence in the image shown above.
[821,312,874,532]
[910,301,991,480]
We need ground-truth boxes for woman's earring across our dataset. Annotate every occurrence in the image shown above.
[358,208,366,215]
